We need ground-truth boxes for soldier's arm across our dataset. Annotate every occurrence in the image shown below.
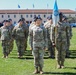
[43,27,48,49]
[11,25,15,40]
[29,28,33,49]
[24,25,29,39]
[51,26,56,46]
[69,25,73,39]
[12,27,16,39]
[26,27,29,38]
[24,29,27,38]
[67,24,72,39]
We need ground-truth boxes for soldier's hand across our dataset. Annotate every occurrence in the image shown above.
[30,48,33,50]
[52,43,56,47]
[44,48,48,50]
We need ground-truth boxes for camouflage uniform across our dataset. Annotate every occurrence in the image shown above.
[66,23,72,57]
[22,23,29,51]
[53,22,67,68]
[29,25,47,69]
[0,26,11,57]
[44,22,55,58]
[12,24,27,57]
[8,24,14,53]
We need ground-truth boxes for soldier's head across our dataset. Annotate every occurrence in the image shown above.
[59,12,63,22]
[3,20,10,26]
[47,15,52,24]
[35,16,42,26]
[8,19,12,25]
[5,20,10,26]
[18,19,23,25]
[21,18,25,23]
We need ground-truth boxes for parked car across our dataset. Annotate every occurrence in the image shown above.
[70,23,76,27]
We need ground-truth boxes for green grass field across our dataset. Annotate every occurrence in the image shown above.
[0,28,76,75]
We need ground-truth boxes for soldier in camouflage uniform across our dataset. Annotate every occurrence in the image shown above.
[12,19,27,58]
[44,16,55,58]
[22,18,29,51]
[29,16,47,74]
[63,17,72,57]
[0,20,11,58]
[8,19,14,54]
[53,12,67,69]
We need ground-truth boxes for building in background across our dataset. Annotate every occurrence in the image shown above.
[0,9,75,24]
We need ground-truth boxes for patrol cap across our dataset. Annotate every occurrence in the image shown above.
[18,19,23,23]
[2,20,6,23]
[47,15,52,20]
[8,19,12,22]
[21,18,25,21]
[6,20,10,22]
[35,16,42,21]
[3,20,10,23]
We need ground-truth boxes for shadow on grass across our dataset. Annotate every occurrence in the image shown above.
[65,67,76,70]
[66,57,76,59]
[10,49,76,59]
[44,72,76,75]
[67,50,76,59]
[9,57,25,59]
[9,56,34,60]
[44,66,76,75]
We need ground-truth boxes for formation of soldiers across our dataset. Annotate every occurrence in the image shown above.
[0,18,29,58]
[0,12,72,74]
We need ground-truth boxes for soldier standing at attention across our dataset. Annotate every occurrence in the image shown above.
[53,12,67,69]
[12,19,27,58]
[0,20,11,58]
[8,19,14,54]
[44,16,55,58]
[62,16,72,57]
[29,16,47,74]
[22,18,29,51]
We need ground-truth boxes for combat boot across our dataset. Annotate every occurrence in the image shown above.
[57,60,61,69]
[39,67,44,74]
[33,67,39,74]
[61,61,65,69]
[2,53,8,58]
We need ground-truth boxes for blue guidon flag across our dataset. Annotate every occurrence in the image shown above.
[33,4,34,8]
[18,4,20,8]
[53,0,59,26]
